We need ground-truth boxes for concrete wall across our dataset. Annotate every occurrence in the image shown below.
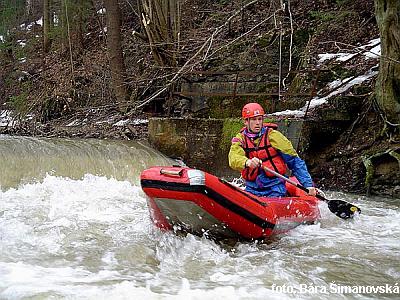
[148,117,308,178]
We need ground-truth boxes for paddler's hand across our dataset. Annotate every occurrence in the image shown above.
[245,157,262,169]
[307,187,317,196]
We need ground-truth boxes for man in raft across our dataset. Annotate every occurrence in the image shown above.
[229,102,317,197]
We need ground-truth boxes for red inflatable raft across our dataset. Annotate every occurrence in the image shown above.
[140,166,320,240]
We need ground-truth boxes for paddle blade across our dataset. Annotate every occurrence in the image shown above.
[328,200,361,219]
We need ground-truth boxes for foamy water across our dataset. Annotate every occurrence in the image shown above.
[0,136,399,299]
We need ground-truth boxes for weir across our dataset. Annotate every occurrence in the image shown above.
[0,135,175,189]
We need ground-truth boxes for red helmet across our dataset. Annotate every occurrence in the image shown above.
[242,103,265,119]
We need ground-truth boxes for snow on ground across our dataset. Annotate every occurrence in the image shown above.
[66,119,82,127]
[269,38,381,118]
[20,17,43,31]
[131,119,148,125]
[53,15,59,26]
[66,118,148,127]
[318,38,380,63]
[0,35,4,43]
[304,68,378,110]
[113,119,148,127]
[97,8,106,14]
[0,111,17,127]
[270,67,378,118]
[17,40,26,47]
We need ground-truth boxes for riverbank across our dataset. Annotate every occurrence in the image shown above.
[0,107,149,140]
[2,105,399,199]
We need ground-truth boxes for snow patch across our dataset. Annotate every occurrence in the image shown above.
[113,119,148,127]
[318,53,356,63]
[113,120,129,127]
[53,14,59,26]
[21,17,44,31]
[302,68,378,111]
[327,79,343,90]
[66,119,81,127]
[35,17,43,27]
[269,110,305,117]
[318,38,381,64]
[269,67,378,118]
[132,119,148,125]
[365,44,380,59]
[0,110,17,127]
[97,8,106,14]
[17,40,26,47]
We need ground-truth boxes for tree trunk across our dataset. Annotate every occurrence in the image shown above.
[104,0,129,112]
[74,0,84,52]
[43,0,51,52]
[374,0,400,124]
[140,0,181,67]
[26,0,33,16]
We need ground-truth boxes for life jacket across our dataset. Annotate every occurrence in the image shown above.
[240,123,287,181]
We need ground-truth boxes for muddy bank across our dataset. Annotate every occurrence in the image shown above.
[306,109,400,199]
[0,107,149,140]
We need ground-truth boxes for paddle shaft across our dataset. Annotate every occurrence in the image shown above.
[262,166,328,202]
[261,166,361,219]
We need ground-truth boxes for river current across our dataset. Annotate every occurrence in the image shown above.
[0,135,399,299]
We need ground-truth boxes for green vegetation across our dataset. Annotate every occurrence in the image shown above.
[220,118,243,152]
[14,43,27,60]
[207,96,267,118]
[0,40,12,50]
[9,92,28,113]
[0,0,25,37]
[335,0,351,6]
[308,9,356,38]
[362,149,400,194]
[217,0,231,5]
[6,76,32,114]
[309,11,336,22]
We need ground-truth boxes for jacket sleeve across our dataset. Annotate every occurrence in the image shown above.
[268,130,314,188]
[228,133,248,172]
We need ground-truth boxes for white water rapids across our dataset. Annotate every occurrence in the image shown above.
[0,135,399,299]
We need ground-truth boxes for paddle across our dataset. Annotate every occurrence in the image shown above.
[262,166,361,219]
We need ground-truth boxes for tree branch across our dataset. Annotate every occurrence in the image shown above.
[133,0,282,111]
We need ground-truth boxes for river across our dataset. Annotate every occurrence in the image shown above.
[0,135,399,299]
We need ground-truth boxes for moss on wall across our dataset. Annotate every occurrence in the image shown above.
[220,118,244,152]
[206,96,281,118]
[148,118,187,157]
[206,96,248,118]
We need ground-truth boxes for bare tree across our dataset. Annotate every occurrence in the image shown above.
[374,0,400,125]
[43,0,51,52]
[139,0,181,67]
[104,0,129,112]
